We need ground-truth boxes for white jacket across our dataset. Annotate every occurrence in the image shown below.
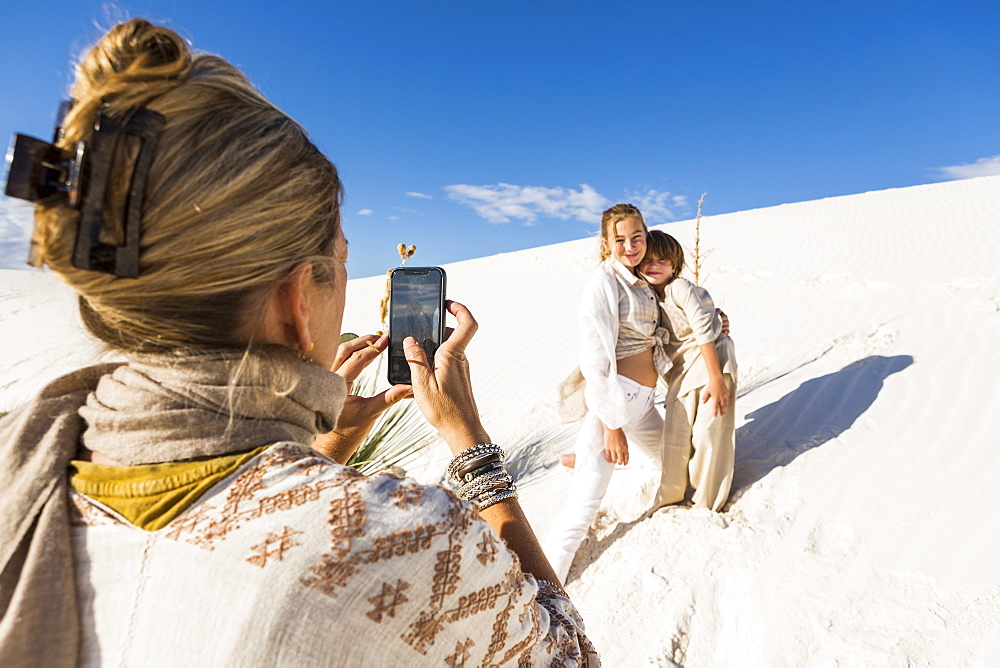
[578,260,671,430]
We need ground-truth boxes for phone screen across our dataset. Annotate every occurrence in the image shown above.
[388,267,446,385]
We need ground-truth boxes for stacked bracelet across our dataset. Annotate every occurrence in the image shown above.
[459,466,513,499]
[473,487,518,510]
[447,443,503,480]
[447,443,518,510]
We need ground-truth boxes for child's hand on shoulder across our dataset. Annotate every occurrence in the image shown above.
[716,308,730,335]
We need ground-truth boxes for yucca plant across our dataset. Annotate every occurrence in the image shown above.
[378,243,418,333]
[692,192,706,285]
[345,242,434,475]
[345,368,437,476]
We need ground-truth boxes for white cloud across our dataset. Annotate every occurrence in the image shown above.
[935,154,1000,180]
[444,183,609,225]
[388,215,401,221]
[624,189,687,223]
[356,208,373,216]
[405,191,432,199]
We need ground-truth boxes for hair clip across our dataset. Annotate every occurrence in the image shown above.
[5,101,84,208]
[4,101,166,278]
[73,106,165,278]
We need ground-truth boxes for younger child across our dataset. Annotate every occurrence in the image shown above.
[639,230,737,511]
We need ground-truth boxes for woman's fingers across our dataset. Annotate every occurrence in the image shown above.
[437,300,478,353]
[332,334,386,384]
[333,333,378,368]
[384,384,415,402]
[402,302,488,449]
[403,336,433,384]
[337,384,413,430]
[359,385,412,419]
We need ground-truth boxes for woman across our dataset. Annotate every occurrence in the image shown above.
[543,204,672,583]
[0,19,597,666]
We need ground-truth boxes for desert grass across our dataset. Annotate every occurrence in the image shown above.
[692,192,706,285]
[378,243,418,332]
[345,368,437,476]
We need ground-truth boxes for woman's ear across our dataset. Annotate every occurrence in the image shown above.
[259,261,315,352]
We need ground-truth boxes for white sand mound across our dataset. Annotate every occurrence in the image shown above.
[2,176,999,664]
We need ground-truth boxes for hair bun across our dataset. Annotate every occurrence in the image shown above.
[66,19,192,137]
[124,23,185,68]
[35,18,341,354]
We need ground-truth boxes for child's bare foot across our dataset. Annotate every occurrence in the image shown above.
[559,453,576,469]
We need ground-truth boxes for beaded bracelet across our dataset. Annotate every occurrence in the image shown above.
[459,468,513,500]
[447,443,517,509]
[473,486,518,510]
[457,461,505,490]
[447,443,504,481]
[456,454,503,482]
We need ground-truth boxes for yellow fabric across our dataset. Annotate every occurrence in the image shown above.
[69,445,271,531]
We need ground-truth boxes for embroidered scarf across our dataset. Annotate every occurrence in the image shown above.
[0,348,346,666]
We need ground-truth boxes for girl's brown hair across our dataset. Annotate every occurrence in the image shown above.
[31,18,342,353]
[645,229,685,279]
[598,203,647,262]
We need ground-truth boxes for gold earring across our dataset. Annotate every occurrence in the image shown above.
[300,341,315,362]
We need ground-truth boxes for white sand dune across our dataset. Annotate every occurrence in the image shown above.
[2,176,999,664]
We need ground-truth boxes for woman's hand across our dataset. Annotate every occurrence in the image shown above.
[312,334,412,464]
[404,300,490,453]
[702,375,730,417]
[406,302,562,586]
[603,425,630,466]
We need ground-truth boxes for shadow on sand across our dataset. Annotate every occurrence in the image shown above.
[729,354,913,503]
[558,355,913,581]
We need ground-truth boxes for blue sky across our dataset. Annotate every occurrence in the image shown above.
[2,1,999,278]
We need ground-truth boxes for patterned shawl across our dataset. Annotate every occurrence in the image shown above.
[0,348,346,666]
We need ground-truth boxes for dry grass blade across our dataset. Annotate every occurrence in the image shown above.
[693,192,706,286]
[379,243,419,332]
[345,370,437,476]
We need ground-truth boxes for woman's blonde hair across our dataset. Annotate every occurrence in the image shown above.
[598,203,647,262]
[32,18,342,352]
[645,229,685,279]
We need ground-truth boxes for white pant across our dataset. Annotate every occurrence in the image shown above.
[543,376,662,583]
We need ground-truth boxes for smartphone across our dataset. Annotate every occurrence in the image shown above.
[388,266,446,385]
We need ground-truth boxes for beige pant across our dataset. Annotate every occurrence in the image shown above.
[654,373,736,511]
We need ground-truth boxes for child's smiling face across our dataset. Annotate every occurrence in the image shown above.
[638,254,674,286]
[606,216,647,268]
